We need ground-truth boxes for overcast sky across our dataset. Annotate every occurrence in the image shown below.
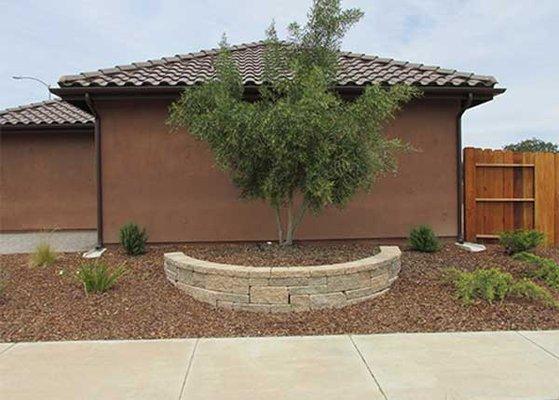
[1,0,557,148]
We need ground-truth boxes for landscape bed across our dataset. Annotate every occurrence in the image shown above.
[1,242,558,342]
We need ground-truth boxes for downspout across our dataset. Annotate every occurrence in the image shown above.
[85,93,104,248]
[456,92,473,243]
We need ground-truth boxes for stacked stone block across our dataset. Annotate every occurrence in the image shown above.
[163,246,401,313]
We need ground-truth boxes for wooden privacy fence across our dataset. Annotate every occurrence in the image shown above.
[464,148,559,246]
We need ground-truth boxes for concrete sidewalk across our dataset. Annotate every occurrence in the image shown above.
[1,330,558,400]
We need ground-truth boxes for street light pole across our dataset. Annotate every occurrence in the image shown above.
[12,76,52,100]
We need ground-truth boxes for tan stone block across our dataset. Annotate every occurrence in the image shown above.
[290,294,311,307]
[309,292,347,309]
[270,267,311,278]
[250,286,289,304]
[176,283,217,306]
[345,288,389,305]
[205,275,249,294]
[249,277,269,286]
[327,272,370,291]
[190,272,207,288]
[370,273,390,290]
[268,277,309,286]
[288,285,331,295]
[177,268,192,283]
[345,286,379,300]
[308,276,327,285]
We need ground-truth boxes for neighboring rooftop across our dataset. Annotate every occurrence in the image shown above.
[0,99,93,127]
[58,42,498,89]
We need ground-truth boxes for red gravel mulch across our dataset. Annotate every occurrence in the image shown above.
[1,242,558,342]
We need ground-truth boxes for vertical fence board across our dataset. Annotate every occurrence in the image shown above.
[464,148,476,242]
[463,147,557,247]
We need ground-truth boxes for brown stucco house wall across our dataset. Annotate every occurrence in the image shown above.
[93,97,460,243]
[0,101,95,232]
[46,42,503,244]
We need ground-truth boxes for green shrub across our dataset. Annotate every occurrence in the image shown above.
[444,266,558,308]
[0,268,6,297]
[446,267,513,304]
[513,252,559,289]
[409,225,440,252]
[499,229,545,255]
[509,278,559,308]
[119,222,148,255]
[77,261,125,294]
[29,242,57,267]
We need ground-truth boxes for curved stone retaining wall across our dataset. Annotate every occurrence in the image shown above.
[163,246,401,313]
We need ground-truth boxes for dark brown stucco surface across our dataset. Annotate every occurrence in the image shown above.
[0,130,95,231]
[98,97,460,243]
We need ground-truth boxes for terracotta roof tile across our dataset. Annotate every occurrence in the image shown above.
[58,42,498,89]
[0,99,93,127]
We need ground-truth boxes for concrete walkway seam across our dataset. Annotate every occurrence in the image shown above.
[178,338,200,400]
[0,343,17,357]
[348,334,388,400]
[516,331,559,361]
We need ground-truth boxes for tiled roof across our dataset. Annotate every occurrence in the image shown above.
[0,99,93,127]
[58,42,498,89]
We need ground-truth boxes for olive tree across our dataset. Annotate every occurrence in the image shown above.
[168,0,419,245]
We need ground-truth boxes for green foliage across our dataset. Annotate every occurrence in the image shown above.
[29,242,57,267]
[167,0,419,245]
[77,261,125,294]
[444,267,558,308]
[504,138,558,153]
[0,268,6,297]
[445,267,513,304]
[409,225,440,252]
[509,278,559,308]
[499,229,545,255]
[513,252,559,289]
[119,222,148,256]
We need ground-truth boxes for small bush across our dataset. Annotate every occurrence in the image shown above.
[409,225,440,253]
[119,222,148,256]
[77,262,125,294]
[445,267,513,304]
[499,229,545,255]
[513,252,559,289]
[444,266,558,308]
[509,278,559,308]
[29,242,57,267]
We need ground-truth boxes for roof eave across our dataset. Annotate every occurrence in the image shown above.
[52,84,505,101]
[0,122,94,132]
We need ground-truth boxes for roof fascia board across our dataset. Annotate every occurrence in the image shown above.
[0,123,94,132]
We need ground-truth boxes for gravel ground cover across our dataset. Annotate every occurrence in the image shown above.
[1,242,557,342]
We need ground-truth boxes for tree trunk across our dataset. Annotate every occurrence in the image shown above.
[283,199,307,246]
[274,205,283,244]
[284,197,294,245]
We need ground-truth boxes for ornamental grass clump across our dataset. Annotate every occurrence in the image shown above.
[513,252,559,290]
[499,229,545,255]
[77,261,125,294]
[119,222,148,256]
[409,225,440,253]
[29,242,57,267]
[443,267,558,308]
